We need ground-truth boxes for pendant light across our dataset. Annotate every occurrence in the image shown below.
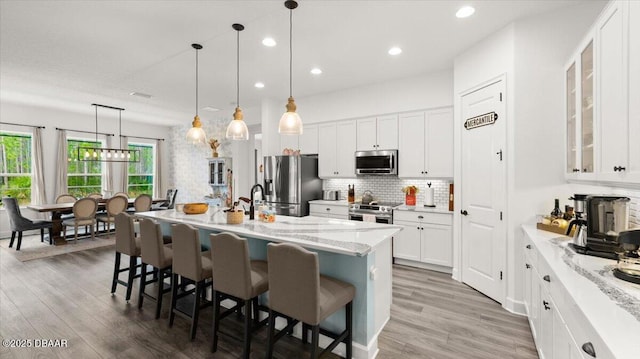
[77,104,140,162]
[226,23,249,140]
[186,43,207,144]
[278,0,303,135]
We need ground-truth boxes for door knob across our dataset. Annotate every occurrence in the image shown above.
[525,264,531,269]
[582,342,596,357]
[526,244,531,249]
[460,210,468,216]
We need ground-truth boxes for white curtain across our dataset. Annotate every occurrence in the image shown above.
[31,127,47,209]
[102,135,114,197]
[153,139,163,198]
[55,129,68,197]
[120,136,129,193]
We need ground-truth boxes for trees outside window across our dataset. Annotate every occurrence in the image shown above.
[67,139,102,198]
[127,143,154,197]
[0,132,32,205]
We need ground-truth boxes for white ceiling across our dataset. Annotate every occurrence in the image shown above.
[0,0,589,126]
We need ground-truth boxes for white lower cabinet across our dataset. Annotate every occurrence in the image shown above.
[523,235,614,359]
[393,211,452,271]
[309,203,348,220]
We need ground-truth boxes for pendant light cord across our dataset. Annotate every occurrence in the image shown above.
[289,8,293,98]
[195,47,199,116]
[237,29,240,107]
[94,105,98,144]
[118,110,122,149]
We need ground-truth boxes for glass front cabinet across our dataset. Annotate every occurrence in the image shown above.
[565,36,595,180]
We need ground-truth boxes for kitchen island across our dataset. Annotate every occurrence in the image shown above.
[136,209,402,359]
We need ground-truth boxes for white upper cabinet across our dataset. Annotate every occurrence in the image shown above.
[318,121,356,178]
[565,0,639,186]
[356,115,398,151]
[597,1,628,181]
[399,108,453,178]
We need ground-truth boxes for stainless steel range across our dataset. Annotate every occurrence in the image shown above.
[348,202,401,224]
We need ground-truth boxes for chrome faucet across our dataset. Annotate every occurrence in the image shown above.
[249,184,264,220]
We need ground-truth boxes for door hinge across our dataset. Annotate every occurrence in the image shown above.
[500,271,503,280]
[499,92,503,102]
[500,211,503,221]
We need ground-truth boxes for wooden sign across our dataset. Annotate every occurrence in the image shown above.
[464,112,498,130]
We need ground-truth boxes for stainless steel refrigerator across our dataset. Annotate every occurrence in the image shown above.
[263,155,322,217]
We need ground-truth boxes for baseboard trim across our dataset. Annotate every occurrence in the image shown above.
[504,296,526,316]
[393,258,453,274]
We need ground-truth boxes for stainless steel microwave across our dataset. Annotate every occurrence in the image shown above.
[355,150,398,175]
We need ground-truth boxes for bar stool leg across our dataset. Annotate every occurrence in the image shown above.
[310,325,320,359]
[155,268,165,319]
[169,273,178,327]
[138,263,147,309]
[252,297,259,326]
[9,231,16,248]
[190,281,202,340]
[265,310,276,359]
[346,301,353,359]
[111,252,121,294]
[125,256,136,302]
[16,232,23,251]
[211,291,221,352]
[242,300,252,359]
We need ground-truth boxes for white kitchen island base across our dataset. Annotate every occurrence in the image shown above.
[137,210,401,359]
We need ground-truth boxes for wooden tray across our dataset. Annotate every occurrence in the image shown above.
[536,223,568,236]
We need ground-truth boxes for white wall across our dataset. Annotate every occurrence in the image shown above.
[0,100,172,237]
[453,1,606,314]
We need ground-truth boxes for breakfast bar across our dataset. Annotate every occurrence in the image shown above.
[136,209,402,359]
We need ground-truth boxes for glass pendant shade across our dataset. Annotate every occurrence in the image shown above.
[186,114,207,144]
[278,96,303,134]
[226,107,249,140]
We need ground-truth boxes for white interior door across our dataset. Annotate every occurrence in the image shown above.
[460,80,506,303]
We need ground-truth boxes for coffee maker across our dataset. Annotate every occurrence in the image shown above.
[569,195,631,259]
[566,194,588,247]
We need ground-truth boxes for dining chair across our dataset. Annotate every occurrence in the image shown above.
[111,212,142,302]
[113,192,129,199]
[2,197,53,250]
[169,223,213,340]
[96,196,128,234]
[87,193,103,199]
[133,194,152,212]
[61,197,98,243]
[138,218,173,319]
[265,243,355,359]
[210,232,269,358]
[55,194,77,203]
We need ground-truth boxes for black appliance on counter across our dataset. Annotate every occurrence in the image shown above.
[568,195,631,260]
[348,201,400,224]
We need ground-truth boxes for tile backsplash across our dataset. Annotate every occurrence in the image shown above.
[323,177,452,207]
[628,194,639,228]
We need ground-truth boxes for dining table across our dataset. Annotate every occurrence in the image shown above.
[27,197,166,245]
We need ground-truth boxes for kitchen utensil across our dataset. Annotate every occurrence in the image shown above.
[569,194,588,217]
[322,190,340,201]
[362,190,374,204]
[348,185,355,203]
[613,229,640,284]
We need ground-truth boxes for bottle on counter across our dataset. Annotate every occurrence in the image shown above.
[563,206,574,221]
[550,198,562,219]
[348,184,355,203]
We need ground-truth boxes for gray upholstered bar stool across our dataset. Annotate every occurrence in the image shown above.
[265,243,355,359]
[209,232,269,358]
[169,223,213,340]
[138,218,173,319]
[110,212,141,302]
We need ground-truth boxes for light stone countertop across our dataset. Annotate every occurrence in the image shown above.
[137,209,402,257]
[522,224,640,359]
[308,200,350,206]
[394,204,453,214]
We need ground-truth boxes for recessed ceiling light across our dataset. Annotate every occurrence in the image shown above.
[388,47,402,56]
[129,91,152,99]
[310,68,322,75]
[202,106,220,112]
[456,6,475,18]
[254,82,265,88]
[262,37,276,47]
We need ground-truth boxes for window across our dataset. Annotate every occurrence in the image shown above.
[67,139,102,198]
[0,132,32,205]
[127,143,154,196]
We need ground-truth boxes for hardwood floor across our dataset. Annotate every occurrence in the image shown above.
[0,236,538,359]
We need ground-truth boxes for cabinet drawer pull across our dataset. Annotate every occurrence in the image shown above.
[543,300,550,310]
[543,275,550,282]
[525,264,531,269]
[526,244,531,249]
[418,215,424,219]
[582,342,596,357]
[326,208,331,211]
[614,166,626,172]
[573,168,581,172]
